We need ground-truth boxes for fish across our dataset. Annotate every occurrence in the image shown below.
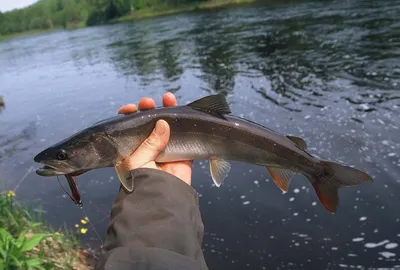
[34,94,373,213]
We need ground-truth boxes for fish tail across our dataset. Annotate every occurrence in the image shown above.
[309,160,373,213]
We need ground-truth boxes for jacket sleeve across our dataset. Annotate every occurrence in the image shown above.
[95,168,208,270]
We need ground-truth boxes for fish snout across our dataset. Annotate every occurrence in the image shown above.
[34,149,49,163]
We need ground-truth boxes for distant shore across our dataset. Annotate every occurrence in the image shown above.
[0,0,256,42]
[114,0,256,22]
[0,29,57,42]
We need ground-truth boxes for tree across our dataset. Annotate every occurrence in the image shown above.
[0,0,209,35]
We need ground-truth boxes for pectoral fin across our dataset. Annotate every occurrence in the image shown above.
[267,167,296,193]
[209,159,231,187]
[114,165,134,192]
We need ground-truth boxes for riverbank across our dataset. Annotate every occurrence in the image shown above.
[114,0,257,22]
[0,29,58,42]
[0,190,95,269]
[0,0,256,42]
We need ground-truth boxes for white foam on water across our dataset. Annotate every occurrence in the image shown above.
[352,237,364,242]
[385,243,398,249]
[379,251,396,259]
[240,195,246,199]
[365,240,390,248]
[312,202,317,206]
[348,254,357,257]
[382,140,390,146]
[289,197,295,202]
[359,216,367,221]
[294,188,300,193]
[293,212,299,216]
[242,201,250,205]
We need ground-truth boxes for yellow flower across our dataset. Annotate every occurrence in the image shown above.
[74,224,79,228]
[81,219,88,225]
[6,190,16,198]
[55,232,62,236]
[85,217,89,221]
[80,228,88,234]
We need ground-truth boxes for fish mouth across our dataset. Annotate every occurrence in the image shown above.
[34,156,75,176]
[36,165,89,177]
[36,165,66,177]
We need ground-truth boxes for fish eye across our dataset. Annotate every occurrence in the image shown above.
[57,149,68,160]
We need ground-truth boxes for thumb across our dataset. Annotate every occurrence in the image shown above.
[122,120,170,171]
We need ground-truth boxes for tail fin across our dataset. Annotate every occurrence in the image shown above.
[310,161,373,213]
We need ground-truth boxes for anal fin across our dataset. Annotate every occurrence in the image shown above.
[267,167,296,193]
[209,159,231,187]
[114,164,134,192]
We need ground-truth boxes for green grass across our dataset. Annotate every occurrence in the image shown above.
[0,29,58,42]
[66,20,87,30]
[114,0,257,22]
[0,190,94,269]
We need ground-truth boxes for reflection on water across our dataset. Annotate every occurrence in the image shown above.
[0,0,400,269]
[0,123,36,162]
[157,38,184,83]
[193,19,237,96]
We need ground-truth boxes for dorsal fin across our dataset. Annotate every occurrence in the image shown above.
[187,95,231,115]
[286,135,307,150]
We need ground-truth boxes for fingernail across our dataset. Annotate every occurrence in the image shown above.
[154,120,166,135]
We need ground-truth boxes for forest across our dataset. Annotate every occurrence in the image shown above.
[0,0,208,36]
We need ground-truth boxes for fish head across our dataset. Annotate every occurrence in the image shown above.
[34,130,102,176]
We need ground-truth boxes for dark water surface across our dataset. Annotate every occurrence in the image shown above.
[1,0,400,269]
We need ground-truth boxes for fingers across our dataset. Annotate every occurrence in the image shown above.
[162,92,177,107]
[122,120,170,171]
[118,104,138,114]
[117,92,176,115]
[138,97,156,111]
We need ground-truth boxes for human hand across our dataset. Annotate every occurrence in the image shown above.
[116,92,192,186]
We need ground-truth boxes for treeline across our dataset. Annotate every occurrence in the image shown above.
[0,0,205,35]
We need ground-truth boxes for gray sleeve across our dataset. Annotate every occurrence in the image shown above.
[95,168,208,270]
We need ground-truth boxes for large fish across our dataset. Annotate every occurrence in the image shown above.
[34,95,372,213]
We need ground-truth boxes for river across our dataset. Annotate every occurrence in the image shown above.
[1,0,399,269]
